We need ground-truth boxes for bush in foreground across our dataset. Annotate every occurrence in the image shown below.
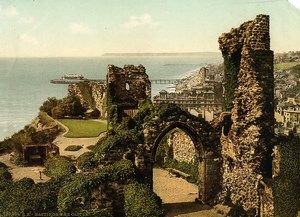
[58,160,136,214]
[0,162,8,169]
[77,151,99,170]
[44,156,76,179]
[124,183,163,217]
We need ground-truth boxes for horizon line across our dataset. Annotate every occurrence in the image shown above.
[0,50,293,58]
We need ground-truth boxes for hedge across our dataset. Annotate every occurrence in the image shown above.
[44,156,76,179]
[124,183,163,217]
[76,151,99,170]
[64,145,83,152]
[58,159,136,213]
[272,136,300,217]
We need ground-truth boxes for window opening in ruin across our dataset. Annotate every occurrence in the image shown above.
[153,127,200,207]
[125,82,130,91]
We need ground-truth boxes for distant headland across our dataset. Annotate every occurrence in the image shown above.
[102,52,221,57]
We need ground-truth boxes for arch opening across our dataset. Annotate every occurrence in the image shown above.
[152,124,203,206]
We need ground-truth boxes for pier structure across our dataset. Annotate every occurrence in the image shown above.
[50,78,181,85]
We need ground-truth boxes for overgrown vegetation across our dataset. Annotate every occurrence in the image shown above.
[0,167,12,191]
[0,174,62,215]
[164,159,199,184]
[124,183,163,217]
[57,160,136,215]
[40,95,86,119]
[44,156,76,179]
[0,112,60,161]
[76,151,99,170]
[154,128,199,184]
[223,52,241,111]
[78,81,95,109]
[272,136,300,217]
[58,119,107,138]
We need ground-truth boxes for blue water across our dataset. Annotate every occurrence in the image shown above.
[0,54,222,141]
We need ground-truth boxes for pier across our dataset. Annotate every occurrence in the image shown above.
[50,79,181,85]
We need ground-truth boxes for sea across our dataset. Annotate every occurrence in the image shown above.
[0,53,222,141]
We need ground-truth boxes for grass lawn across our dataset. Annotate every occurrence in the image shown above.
[58,119,107,138]
[274,62,300,71]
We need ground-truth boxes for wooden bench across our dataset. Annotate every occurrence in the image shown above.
[166,168,191,179]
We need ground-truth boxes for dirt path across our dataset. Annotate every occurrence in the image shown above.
[153,168,229,217]
[0,154,50,183]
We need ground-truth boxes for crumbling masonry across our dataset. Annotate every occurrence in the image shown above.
[219,14,274,211]
[103,14,275,215]
[107,64,151,126]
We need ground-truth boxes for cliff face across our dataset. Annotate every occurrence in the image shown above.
[68,82,106,118]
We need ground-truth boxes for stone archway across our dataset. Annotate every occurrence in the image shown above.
[142,111,221,204]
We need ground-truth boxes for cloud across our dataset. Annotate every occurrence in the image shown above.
[20,34,39,45]
[288,0,300,9]
[124,13,159,28]
[19,16,35,25]
[1,6,18,17]
[69,22,93,34]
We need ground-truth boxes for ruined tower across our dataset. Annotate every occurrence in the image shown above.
[219,15,274,211]
[107,64,151,127]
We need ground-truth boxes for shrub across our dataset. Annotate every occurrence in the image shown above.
[124,183,163,217]
[58,160,136,213]
[14,177,34,189]
[40,97,61,116]
[164,159,199,184]
[0,162,8,169]
[64,145,83,152]
[77,151,99,170]
[0,167,12,190]
[272,136,300,217]
[44,156,76,179]
[0,179,60,215]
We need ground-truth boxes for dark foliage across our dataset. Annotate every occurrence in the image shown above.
[124,183,163,217]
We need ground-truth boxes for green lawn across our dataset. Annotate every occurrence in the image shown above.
[274,62,300,71]
[58,119,107,138]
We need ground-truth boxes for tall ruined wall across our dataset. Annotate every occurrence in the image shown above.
[107,64,151,125]
[219,14,274,211]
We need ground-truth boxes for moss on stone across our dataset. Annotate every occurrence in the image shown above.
[78,81,95,109]
[223,52,241,111]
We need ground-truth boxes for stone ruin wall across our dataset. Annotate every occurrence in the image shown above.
[107,64,151,123]
[68,82,106,117]
[169,130,197,163]
[219,14,274,211]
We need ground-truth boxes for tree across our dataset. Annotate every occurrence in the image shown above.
[40,97,61,116]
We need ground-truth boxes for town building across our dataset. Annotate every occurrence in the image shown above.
[153,67,224,122]
[275,96,300,135]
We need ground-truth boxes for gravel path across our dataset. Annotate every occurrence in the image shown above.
[53,119,106,158]
[153,168,229,217]
[0,154,50,183]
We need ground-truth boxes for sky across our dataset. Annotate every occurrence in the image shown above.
[0,0,300,57]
